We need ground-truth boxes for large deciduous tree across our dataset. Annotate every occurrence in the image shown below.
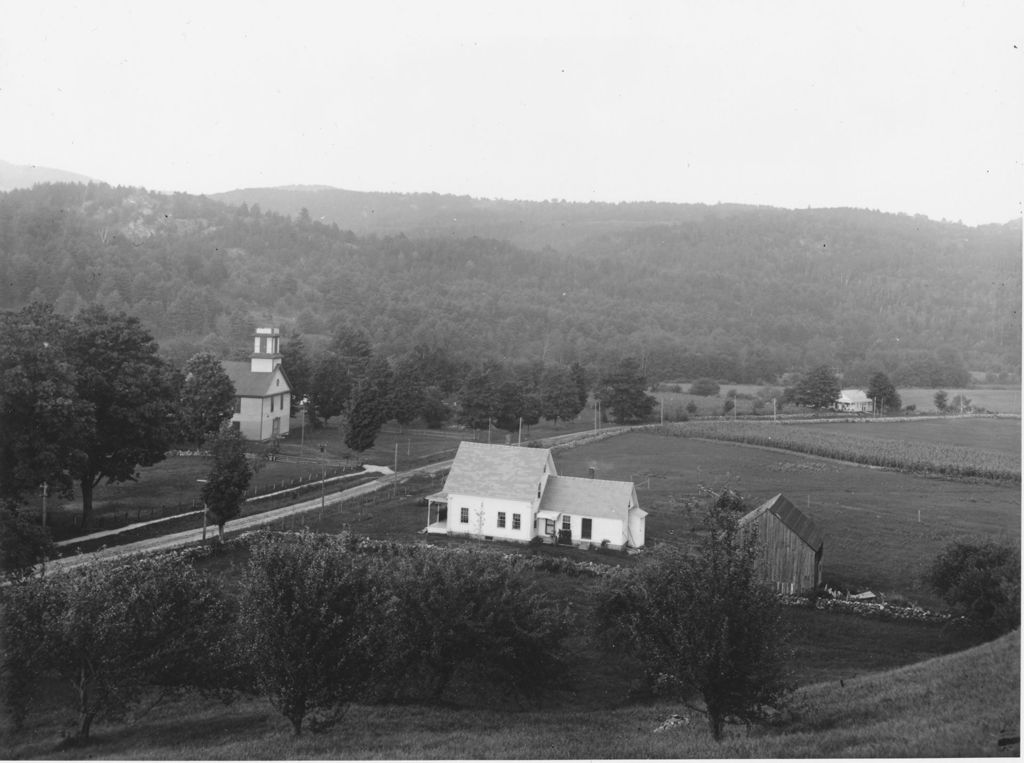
[67,306,177,529]
[307,350,350,427]
[597,357,656,424]
[0,304,89,506]
[866,371,901,414]
[789,365,841,409]
[177,352,236,449]
[280,331,312,405]
[201,423,253,542]
[540,366,585,426]
[596,503,791,741]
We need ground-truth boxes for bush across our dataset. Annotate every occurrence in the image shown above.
[927,541,1020,636]
[685,401,698,415]
[689,378,720,396]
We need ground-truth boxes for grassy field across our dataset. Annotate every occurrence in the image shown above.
[552,431,1020,605]
[790,416,1021,456]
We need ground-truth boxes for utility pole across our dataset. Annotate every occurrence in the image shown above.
[393,441,399,496]
[660,395,664,425]
[518,416,523,446]
[40,482,48,527]
[319,443,326,509]
[772,398,777,423]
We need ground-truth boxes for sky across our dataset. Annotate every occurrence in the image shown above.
[1,0,1021,225]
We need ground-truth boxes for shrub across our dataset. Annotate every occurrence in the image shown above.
[685,401,698,415]
[689,378,720,396]
[926,541,1020,636]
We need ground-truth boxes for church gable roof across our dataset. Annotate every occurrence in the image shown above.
[221,361,290,398]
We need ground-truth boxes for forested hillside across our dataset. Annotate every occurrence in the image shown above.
[1,182,1019,384]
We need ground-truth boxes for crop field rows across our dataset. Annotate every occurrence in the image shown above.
[655,419,1020,482]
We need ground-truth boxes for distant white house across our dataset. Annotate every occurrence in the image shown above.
[834,389,873,413]
[221,328,292,441]
[425,441,646,549]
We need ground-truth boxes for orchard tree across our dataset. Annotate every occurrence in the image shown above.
[597,358,656,424]
[596,502,791,740]
[866,371,901,414]
[790,365,840,409]
[67,306,178,529]
[934,390,949,412]
[201,424,253,542]
[239,532,379,735]
[177,352,236,449]
[0,507,56,581]
[0,552,236,741]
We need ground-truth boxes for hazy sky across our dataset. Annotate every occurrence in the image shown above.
[1,0,1021,225]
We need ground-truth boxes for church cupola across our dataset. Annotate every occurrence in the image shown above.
[251,327,282,373]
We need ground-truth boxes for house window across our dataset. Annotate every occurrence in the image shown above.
[497,512,506,528]
[537,483,541,498]
[512,513,521,530]
[234,397,241,414]
[545,519,555,534]
[582,518,592,540]
[562,515,571,531]
[460,507,469,524]
[270,396,275,412]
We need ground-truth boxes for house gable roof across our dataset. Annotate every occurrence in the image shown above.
[740,493,823,551]
[442,441,554,503]
[837,389,870,404]
[221,361,291,398]
[538,475,641,522]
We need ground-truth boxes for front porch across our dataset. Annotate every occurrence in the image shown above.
[423,491,449,535]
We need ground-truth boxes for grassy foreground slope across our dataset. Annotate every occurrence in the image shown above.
[11,630,1017,759]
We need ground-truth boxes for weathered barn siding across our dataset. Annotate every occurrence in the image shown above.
[740,494,823,594]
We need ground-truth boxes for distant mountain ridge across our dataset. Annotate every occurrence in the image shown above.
[210,185,774,251]
[0,159,95,191]
[2,182,1018,384]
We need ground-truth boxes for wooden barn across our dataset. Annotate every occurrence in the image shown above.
[739,493,823,594]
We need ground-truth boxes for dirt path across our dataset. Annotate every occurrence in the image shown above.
[45,459,453,575]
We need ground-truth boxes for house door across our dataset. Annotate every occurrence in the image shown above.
[272,417,280,437]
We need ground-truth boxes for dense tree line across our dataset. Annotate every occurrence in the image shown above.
[0,183,1016,385]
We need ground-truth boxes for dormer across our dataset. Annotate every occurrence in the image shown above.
[251,327,282,373]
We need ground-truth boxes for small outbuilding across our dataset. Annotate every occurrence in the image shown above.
[738,493,823,594]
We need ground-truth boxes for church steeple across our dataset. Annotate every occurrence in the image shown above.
[251,327,282,373]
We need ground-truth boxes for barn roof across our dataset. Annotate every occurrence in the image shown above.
[538,475,642,522]
[442,441,553,503]
[221,361,291,398]
[740,493,823,551]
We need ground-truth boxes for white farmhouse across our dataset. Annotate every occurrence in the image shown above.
[833,389,873,413]
[425,441,646,549]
